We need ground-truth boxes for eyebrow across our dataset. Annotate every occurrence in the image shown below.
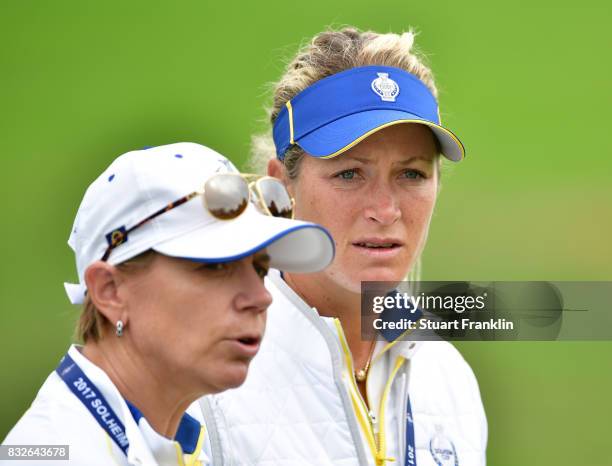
[332,154,435,165]
[394,156,436,165]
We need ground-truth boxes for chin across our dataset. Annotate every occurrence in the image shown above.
[356,267,406,285]
[207,365,250,393]
[333,271,405,295]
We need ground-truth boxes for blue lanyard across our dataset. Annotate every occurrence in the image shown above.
[56,353,130,456]
[405,395,417,466]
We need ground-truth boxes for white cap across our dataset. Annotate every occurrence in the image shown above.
[65,142,335,304]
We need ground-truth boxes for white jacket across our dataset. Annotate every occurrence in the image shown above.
[200,270,487,465]
[1,345,210,466]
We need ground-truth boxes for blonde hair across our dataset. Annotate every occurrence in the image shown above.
[75,250,157,343]
[249,27,439,176]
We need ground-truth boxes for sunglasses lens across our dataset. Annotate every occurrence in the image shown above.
[258,178,293,219]
[204,174,249,219]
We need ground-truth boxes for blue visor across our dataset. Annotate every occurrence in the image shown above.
[272,65,465,161]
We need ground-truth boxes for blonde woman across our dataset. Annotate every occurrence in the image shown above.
[1,143,334,466]
[200,29,487,466]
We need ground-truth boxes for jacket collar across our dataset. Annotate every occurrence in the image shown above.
[268,270,423,360]
[66,345,207,465]
[126,400,202,456]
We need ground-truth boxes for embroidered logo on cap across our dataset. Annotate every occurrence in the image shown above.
[371,72,400,102]
[105,226,128,248]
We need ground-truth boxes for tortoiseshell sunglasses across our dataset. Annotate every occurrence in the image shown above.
[101,173,294,262]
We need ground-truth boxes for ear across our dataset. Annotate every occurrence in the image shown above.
[267,158,284,179]
[84,261,129,329]
[267,158,294,197]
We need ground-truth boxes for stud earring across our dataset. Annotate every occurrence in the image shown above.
[116,320,124,337]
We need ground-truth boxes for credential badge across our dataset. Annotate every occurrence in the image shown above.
[429,425,459,466]
[371,72,400,102]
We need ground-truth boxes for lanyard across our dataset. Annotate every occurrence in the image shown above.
[405,395,417,466]
[56,353,130,456]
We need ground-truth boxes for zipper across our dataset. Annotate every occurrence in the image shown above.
[398,372,409,466]
[334,319,378,459]
[378,357,405,464]
[197,397,224,466]
[333,319,405,466]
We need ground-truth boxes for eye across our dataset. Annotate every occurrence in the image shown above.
[334,169,357,180]
[401,169,426,180]
[253,261,269,279]
[199,262,229,273]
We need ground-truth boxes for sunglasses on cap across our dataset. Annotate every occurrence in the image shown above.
[101,173,294,262]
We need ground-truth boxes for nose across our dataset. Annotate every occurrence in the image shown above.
[233,261,273,313]
[363,181,401,226]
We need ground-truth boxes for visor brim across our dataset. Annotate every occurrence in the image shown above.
[153,205,335,273]
[296,109,465,162]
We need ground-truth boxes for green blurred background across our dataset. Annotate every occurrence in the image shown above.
[1,1,610,465]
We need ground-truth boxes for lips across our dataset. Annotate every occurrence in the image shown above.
[237,336,260,346]
[354,241,400,249]
[229,334,263,358]
[352,237,403,250]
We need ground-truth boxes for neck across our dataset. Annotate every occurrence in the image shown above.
[82,336,196,439]
[284,272,374,371]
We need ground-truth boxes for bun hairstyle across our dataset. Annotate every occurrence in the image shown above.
[250,27,439,178]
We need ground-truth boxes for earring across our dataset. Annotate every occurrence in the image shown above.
[116,320,124,337]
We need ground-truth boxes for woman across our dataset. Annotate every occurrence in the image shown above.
[201,29,488,465]
[0,142,334,465]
